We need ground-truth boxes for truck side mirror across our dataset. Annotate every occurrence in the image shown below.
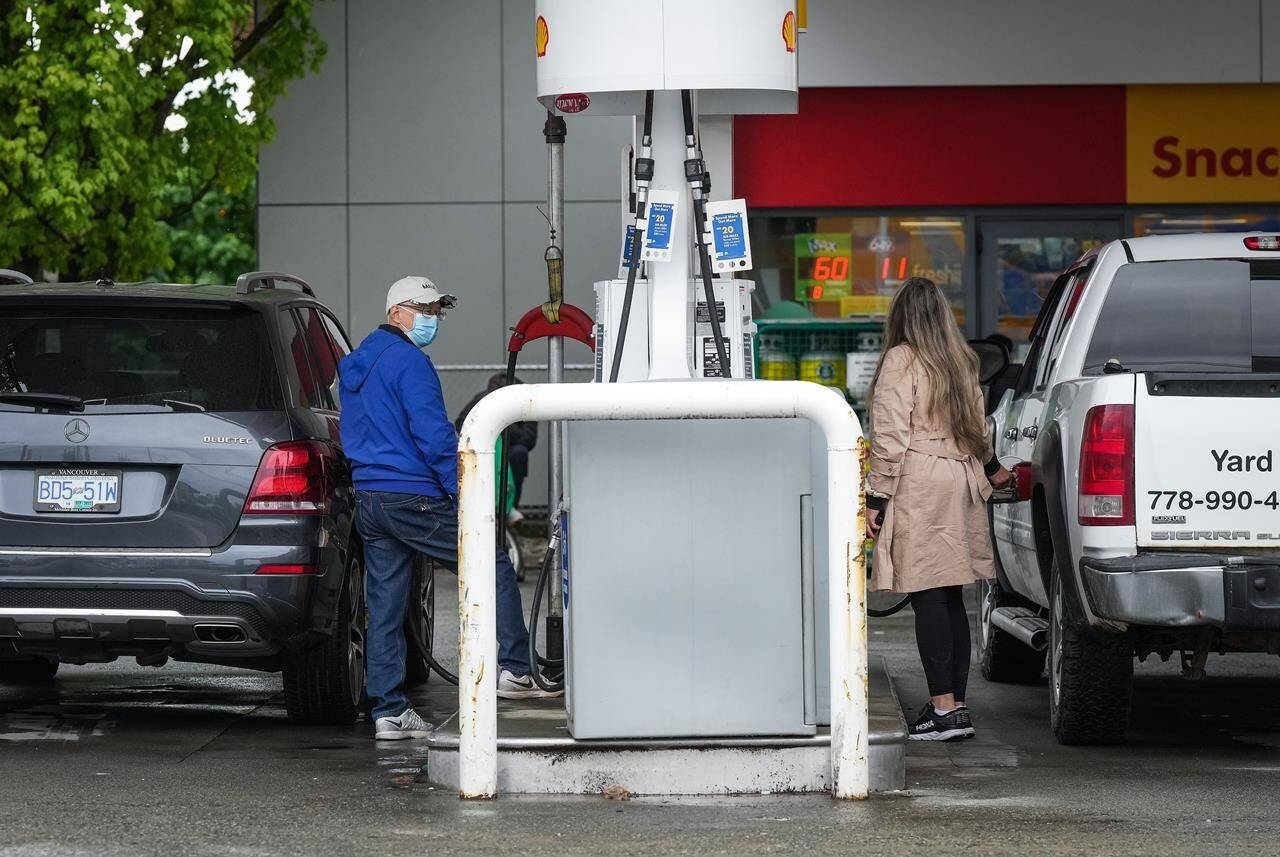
[969,339,1011,385]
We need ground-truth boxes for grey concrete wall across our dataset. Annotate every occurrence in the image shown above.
[800,0,1275,87]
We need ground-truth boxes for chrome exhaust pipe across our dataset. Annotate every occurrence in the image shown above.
[193,623,247,644]
[990,606,1050,651]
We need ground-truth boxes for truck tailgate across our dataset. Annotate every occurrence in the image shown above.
[1135,375,1280,547]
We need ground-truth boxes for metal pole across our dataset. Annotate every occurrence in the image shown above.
[544,112,567,641]
[456,380,868,800]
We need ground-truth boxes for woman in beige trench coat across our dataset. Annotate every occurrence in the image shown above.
[866,277,1012,742]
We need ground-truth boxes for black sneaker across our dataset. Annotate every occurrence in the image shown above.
[907,704,967,741]
[954,707,976,739]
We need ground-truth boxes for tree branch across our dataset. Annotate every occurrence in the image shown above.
[163,173,219,226]
[4,180,73,245]
[233,2,288,64]
[149,53,204,137]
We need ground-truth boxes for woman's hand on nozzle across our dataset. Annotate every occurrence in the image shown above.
[866,509,883,539]
[989,465,1014,489]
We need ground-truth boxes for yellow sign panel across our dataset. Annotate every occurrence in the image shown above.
[841,295,892,316]
[1127,84,1280,203]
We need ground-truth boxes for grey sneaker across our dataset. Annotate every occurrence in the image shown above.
[374,707,433,740]
[498,669,561,699]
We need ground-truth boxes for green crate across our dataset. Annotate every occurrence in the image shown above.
[754,317,885,421]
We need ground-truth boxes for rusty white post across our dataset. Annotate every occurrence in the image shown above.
[457,380,867,800]
[455,419,500,799]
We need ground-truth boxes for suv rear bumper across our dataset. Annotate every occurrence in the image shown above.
[0,545,322,660]
[1081,554,1280,631]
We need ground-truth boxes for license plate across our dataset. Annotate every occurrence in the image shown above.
[34,468,122,513]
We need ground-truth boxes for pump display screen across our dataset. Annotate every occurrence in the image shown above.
[794,234,854,301]
[792,221,965,317]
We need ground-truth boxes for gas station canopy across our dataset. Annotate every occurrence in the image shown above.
[534,0,798,116]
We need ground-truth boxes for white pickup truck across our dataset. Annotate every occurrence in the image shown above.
[979,232,1280,745]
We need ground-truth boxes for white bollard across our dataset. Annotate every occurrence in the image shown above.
[457,380,868,800]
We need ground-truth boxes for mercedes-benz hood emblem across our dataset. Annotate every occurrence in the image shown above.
[64,418,90,443]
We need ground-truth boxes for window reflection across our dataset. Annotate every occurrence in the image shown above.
[749,215,966,321]
[1133,212,1280,235]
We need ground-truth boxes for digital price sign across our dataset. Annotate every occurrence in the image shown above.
[794,233,853,301]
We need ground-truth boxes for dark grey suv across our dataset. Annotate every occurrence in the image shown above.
[0,270,366,724]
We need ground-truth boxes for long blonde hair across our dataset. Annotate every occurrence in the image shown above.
[869,277,987,457]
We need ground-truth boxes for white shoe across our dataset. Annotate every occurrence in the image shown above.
[374,707,433,740]
[498,669,560,699]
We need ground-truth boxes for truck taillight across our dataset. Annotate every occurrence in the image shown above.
[1244,235,1280,251]
[1078,404,1134,526]
[243,441,332,515]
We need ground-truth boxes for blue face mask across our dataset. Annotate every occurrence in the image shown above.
[407,313,438,347]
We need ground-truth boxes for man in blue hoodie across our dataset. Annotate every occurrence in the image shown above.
[339,275,542,741]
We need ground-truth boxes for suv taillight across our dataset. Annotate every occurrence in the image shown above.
[1078,404,1134,526]
[243,441,332,515]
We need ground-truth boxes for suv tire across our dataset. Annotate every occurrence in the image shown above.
[405,559,435,685]
[283,553,366,724]
[1048,570,1132,745]
[977,579,1046,683]
[0,657,59,683]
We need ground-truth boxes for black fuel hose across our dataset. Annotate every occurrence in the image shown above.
[608,89,654,383]
[527,523,564,693]
[681,89,732,379]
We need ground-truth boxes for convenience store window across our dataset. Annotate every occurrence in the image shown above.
[748,215,966,322]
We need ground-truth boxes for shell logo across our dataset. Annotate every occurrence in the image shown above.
[782,10,796,52]
[535,15,549,58]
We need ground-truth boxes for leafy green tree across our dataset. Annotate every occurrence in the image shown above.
[153,174,256,284]
[0,1,324,281]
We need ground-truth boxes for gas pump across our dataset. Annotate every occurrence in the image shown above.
[433,0,898,800]
[528,0,837,740]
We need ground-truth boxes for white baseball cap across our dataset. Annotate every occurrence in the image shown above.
[385,275,457,314]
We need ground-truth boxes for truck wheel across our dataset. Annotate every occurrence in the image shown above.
[1048,571,1132,745]
[0,657,59,683]
[284,554,366,724]
[977,579,1045,683]
[404,559,435,685]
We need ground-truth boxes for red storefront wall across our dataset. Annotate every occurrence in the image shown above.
[733,86,1127,208]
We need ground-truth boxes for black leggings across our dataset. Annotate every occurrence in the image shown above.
[908,585,970,700]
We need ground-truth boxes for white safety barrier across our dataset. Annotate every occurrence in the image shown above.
[456,380,868,799]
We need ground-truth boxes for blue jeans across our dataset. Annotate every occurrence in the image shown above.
[354,491,531,720]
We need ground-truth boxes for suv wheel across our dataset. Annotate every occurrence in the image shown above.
[1048,569,1132,744]
[977,579,1046,683]
[283,553,366,724]
[405,559,435,684]
[0,657,59,683]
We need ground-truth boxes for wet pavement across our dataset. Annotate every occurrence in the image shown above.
[3,582,1280,856]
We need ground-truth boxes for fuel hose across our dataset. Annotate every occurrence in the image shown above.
[608,89,655,383]
[681,89,732,379]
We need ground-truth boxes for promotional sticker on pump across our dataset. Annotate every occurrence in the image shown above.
[617,224,640,279]
[641,191,679,262]
[704,199,753,272]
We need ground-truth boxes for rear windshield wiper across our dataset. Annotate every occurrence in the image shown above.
[80,396,207,413]
[0,392,85,411]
